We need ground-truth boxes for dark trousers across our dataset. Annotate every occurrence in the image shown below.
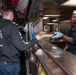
[0,62,21,75]
[19,51,26,75]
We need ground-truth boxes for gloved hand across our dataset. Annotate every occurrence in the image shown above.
[52,32,62,39]
[35,49,43,56]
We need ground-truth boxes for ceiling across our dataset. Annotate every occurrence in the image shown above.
[0,0,76,25]
[28,0,75,22]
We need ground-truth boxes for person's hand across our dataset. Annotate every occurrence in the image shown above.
[36,34,43,40]
[35,49,43,56]
[52,32,62,39]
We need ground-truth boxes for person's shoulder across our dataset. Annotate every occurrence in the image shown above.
[8,23,17,28]
[11,24,19,31]
[6,22,18,31]
[10,23,16,27]
[2,20,14,27]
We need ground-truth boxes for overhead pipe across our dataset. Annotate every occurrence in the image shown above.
[27,0,36,20]
[26,0,43,39]
[31,18,40,34]
[30,3,43,34]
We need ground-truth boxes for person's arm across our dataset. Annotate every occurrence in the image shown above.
[63,44,68,51]
[52,32,73,43]
[11,25,42,51]
[62,34,73,43]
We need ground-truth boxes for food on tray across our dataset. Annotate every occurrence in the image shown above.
[40,33,55,37]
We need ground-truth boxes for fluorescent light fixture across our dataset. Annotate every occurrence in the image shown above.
[61,0,76,6]
[47,23,58,25]
[45,15,60,17]
[47,23,55,25]
[43,17,49,19]
[52,20,58,22]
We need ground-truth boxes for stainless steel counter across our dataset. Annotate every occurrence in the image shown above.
[37,39,76,75]
[32,43,67,75]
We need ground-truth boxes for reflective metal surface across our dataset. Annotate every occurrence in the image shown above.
[38,39,76,75]
[32,43,67,75]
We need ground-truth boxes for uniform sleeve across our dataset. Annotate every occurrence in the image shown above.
[72,31,76,44]
[11,26,38,51]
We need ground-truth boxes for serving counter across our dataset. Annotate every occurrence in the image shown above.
[29,39,76,75]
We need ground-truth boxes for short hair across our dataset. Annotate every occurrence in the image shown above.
[2,9,13,17]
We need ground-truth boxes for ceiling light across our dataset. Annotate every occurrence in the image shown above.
[45,15,60,17]
[61,0,76,6]
[47,23,55,25]
[47,23,58,25]
[43,17,49,19]
[52,20,58,22]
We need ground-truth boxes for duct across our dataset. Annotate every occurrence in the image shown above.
[28,2,43,33]
[29,18,40,35]
[27,0,35,20]
[31,18,40,27]
[24,18,40,41]
[27,17,43,41]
